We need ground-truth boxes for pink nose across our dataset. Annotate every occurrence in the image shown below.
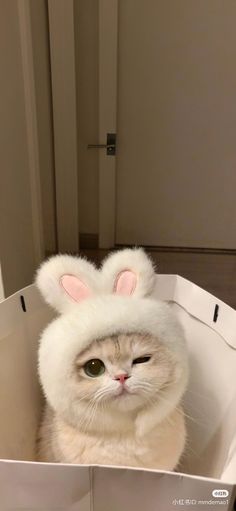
[114,373,129,384]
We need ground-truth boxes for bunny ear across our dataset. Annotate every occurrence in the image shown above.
[60,275,92,302]
[114,270,137,296]
[35,254,99,313]
[101,248,156,298]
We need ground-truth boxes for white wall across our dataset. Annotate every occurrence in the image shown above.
[0,1,37,296]
[30,0,57,254]
[0,1,55,296]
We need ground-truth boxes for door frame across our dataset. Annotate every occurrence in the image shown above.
[0,263,4,300]
[48,0,79,253]
[47,0,118,250]
[98,0,118,248]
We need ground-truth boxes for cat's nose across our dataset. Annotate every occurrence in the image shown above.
[114,373,130,384]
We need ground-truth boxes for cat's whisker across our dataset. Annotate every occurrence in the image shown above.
[75,392,96,404]
[184,388,213,401]
[75,398,96,428]
[182,440,202,460]
[78,400,99,432]
[154,390,206,428]
[137,390,176,427]
[88,401,99,430]
[131,381,153,391]
[94,387,111,397]
[94,388,113,402]
[99,400,108,431]
[133,386,195,429]
[161,395,209,429]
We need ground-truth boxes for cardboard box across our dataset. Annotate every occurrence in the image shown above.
[0,276,235,510]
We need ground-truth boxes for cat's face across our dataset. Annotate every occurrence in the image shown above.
[74,333,178,413]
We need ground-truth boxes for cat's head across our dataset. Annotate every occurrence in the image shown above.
[74,332,182,416]
[36,249,188,429]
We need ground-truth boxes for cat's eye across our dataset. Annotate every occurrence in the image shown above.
[84,359,105,378]
[133,356,151,365]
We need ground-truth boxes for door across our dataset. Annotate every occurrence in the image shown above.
[115,0,236,248]
[46,1,236,251]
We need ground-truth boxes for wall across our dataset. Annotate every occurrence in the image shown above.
[0,0,37,296]
[0,0,55,296]
[30,0,57,255]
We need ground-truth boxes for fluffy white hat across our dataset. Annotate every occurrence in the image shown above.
[36,248,187,415]
[36,248,186,356]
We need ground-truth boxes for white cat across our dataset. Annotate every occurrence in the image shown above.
[36,248,188,470]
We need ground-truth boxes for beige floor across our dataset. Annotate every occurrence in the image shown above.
[80,248,236,310]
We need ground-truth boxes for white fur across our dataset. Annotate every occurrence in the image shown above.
[38,295,188,425]
[101,247,156,296]
[36,254,101,314]
[39,405,186,469]
[36,249,189,469]
[36,248,156,315]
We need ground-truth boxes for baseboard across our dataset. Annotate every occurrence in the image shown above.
[46,241,236,256]
[115,244,236,255]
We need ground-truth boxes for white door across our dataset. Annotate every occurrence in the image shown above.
[113,1,236,249]
[46,2,236,250]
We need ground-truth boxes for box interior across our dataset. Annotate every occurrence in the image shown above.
[0,282,235,483]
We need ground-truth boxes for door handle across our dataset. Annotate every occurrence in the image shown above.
[87,133,116,155]
[87,144,108,148]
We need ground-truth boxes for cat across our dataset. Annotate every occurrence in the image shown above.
[37,332,187,469]
[36,248,188,470]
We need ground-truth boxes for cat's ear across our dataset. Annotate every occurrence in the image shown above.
[35,255,99,313]
[101,248,156,298]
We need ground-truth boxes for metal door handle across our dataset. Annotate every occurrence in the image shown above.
[87,144,114,149]
[87,133,116,155]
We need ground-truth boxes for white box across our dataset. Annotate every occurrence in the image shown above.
[0,276,235,510]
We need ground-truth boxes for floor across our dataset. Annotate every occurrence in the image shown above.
[80,248,236,310]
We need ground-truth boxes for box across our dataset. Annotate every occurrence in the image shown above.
[0,275,235,511]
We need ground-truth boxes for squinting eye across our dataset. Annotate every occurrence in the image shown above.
[133,356,151,365]
[84,359,105,378]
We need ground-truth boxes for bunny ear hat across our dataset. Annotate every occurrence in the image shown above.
[36,249,188,415]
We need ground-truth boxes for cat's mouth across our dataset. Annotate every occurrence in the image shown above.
[114,386,133,398]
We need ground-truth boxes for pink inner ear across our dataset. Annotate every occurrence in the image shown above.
[114,270,137,296]
[60,275,92,302]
